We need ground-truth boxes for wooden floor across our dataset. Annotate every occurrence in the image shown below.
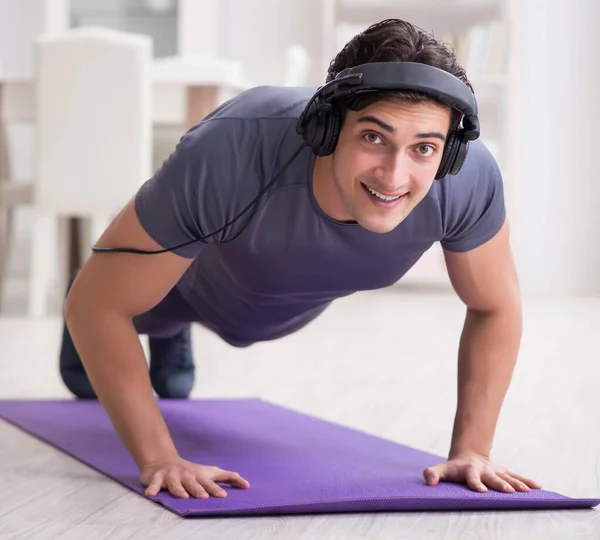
[1,286,599,539]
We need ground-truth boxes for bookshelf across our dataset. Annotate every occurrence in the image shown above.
[337,0,504,35]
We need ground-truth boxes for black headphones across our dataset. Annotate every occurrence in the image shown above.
[296,61,480,179]
[93,61,480,255]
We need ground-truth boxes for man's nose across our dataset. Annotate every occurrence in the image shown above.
[376,153,410,188]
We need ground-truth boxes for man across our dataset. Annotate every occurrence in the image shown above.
[60,19,542,500]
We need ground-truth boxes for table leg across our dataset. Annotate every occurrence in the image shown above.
[0,84,6,310]
[68,217,81,275]
[186,85,218,129]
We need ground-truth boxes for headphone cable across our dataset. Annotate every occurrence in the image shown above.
[92,141,308,255]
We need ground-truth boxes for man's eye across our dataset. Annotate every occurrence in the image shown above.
[416,144,436,157]
[363,133,383,145]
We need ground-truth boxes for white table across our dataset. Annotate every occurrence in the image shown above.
[0,56,253,278]
[0,55,252,127]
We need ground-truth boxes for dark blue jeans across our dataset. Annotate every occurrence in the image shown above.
[61,275,198,398]
[132,284,200,338]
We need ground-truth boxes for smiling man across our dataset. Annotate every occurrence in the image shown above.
[60,19,541,500]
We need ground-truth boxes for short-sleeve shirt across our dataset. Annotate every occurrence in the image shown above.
[134,85,506,345]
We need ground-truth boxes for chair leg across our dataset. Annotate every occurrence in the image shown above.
[76,214,111,266]
[89,215,111,252]
[53,216,71,312]
[0,205,8,312]
[27,211,57,318]
[0,206,23,313]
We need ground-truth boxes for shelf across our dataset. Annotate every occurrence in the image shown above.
[337,0,505,35]
[469,74,506,104]
[70,0,177,16]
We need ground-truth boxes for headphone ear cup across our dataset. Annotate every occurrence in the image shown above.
[449,137,470,175]
[297,101,331,156]
[296,98,341,156]
[319,105,341,156]
[297,100,320,151]
[436,129,467,179]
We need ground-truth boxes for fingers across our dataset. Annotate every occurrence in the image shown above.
[165,474,191,499]
[425,463,495,493]
[144,472,164,497]
[464,469,542,494]
[181,475,210,499]
[423,457,541,495]
[213,469,251,489]
[189,468,250,498]
[505,471,542,489]
[481,470,541,493]
[200,478,228,498]
[497,471,540,492]
[465,467,488,493]
[481,471,515,493]
[143,466,250,499]
[165,472,231,499]
[424,462,469,486]
[423,465,443,486]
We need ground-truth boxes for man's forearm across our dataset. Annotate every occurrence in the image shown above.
[66,304,179,469]
[449,303,522,458]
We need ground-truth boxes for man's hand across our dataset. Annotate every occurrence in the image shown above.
[140,456,251,499]
[423,452,542,493]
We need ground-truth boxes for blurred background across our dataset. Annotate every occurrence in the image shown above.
[0,0,599,319]
[2,5,600,533]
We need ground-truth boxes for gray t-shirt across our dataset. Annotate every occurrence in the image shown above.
[135,85,506,345]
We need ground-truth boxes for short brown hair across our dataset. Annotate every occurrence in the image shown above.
[327,19,473,129]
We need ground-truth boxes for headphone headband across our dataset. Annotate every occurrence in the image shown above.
[297,61,480,178]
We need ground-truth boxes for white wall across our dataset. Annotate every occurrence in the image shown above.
[178,0,219,57]
[216,0,330,87]
[506,0,600,295]
[217,0,286,86]
[0,1,44,78]
[0,0,68,78]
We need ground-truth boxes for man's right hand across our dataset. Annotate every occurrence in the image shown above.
[140,456,251,499]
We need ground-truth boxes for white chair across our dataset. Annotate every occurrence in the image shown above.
[1,27,153,317]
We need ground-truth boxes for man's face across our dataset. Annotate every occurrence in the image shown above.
[314,98,452,234]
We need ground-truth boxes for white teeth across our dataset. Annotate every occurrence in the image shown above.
[366,186,403,202]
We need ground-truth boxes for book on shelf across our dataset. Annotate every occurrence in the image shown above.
[440,18,509,79]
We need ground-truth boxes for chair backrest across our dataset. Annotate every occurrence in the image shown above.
[34,27,152,215]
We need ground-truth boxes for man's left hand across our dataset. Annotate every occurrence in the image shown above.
[423,451,542,493]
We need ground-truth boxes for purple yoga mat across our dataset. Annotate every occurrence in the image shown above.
[0,398,598,517]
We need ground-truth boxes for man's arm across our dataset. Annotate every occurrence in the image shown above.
[66,197,250,499]
[66,197,194,467]
[443,219,521,458]
[423,219,541,493]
